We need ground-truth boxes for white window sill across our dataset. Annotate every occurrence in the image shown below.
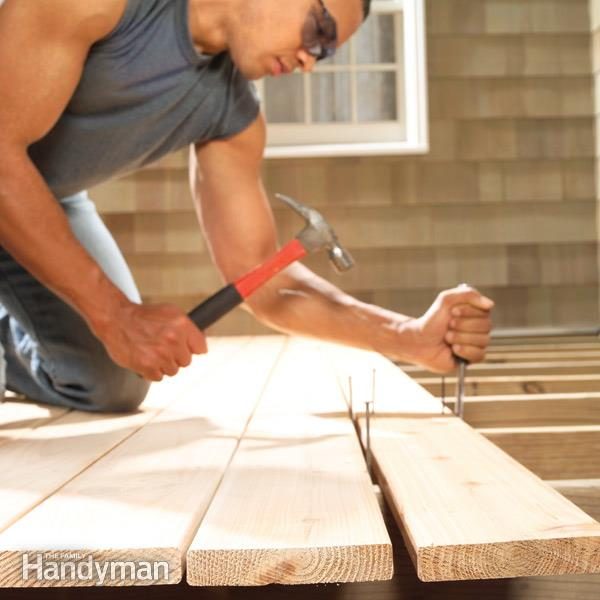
[265,141,429,159]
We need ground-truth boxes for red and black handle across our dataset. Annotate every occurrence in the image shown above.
[188,239,307,330]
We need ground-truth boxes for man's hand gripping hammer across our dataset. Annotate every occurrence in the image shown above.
[188,194,355,330]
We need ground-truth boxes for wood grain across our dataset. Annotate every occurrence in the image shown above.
[186,338,393,586]
[0,400,69,448]
[0,337,285,587]
[487,341,600,351]
[428,35,591,77]
[551,479,600,522]
[430,78,592,120]
[364,415,600,581]
[443,392,600,428]
[417,374,600,396]
[480,425,600,480]
[483,350,600,363]
[402,360,600,378]
[325,344,600,582]
[1,488,600,598]
[324,342,443,417]
[0,409,164,539]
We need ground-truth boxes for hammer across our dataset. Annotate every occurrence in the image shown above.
[188,194,354,330]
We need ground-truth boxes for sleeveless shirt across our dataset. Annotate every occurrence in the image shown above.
[28,0,260,199]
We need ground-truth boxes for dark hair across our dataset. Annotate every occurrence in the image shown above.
[362,0,371,19]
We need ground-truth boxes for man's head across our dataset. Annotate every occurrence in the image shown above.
[223,0,370,80]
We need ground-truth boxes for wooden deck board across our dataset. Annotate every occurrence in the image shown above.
[0,408,165,539]
[364,415,600,581]
[0,338,256,587]
[3,486,600,598]
[2,335,599,589]
[186,338,393,586]
[326,344,600,582]
[0,400,69,447]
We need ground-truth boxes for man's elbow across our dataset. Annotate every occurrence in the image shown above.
[242,278,309,328]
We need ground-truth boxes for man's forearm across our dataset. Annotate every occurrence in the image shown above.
[244,262,422,363]
[0,149,130,335]
[0,149,208,381]
[192,122,492,373]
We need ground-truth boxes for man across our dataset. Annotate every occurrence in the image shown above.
[0,0,493,412]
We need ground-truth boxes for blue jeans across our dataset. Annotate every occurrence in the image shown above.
[0,191,150,412]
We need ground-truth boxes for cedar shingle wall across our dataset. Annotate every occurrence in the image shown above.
[593,0,600,320]
[92,0,599,335]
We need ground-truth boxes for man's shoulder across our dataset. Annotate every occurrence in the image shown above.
[10,0,128,43]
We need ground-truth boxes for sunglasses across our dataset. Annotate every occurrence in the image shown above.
[301,0,338,61]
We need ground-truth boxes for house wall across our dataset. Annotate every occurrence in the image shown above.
[592,0,600,320]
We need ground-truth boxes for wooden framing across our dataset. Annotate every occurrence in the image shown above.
[416,374,600,397]
[487,342,600,352]
[403,360,600,378]
[551,480,600,522]
[482,350,600,363]
[445,392,600,428]
[480,425,600,480]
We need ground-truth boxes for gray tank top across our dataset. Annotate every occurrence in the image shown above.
[28,0,260,199]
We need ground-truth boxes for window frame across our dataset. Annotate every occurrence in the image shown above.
[260,0,429,159]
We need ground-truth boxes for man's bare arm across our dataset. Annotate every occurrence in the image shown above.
[192,115,493,372]
[0,0,205,381]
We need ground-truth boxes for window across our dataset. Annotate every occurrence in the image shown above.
[257,0,429,158]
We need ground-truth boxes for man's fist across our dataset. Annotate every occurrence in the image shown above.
[411,286,494,374]
[94,302,207,381]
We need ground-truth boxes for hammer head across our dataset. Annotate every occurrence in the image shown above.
[275,194,355,273]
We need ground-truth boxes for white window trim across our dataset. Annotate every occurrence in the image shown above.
[262,0,429,159]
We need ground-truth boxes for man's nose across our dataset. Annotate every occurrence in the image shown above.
[296,49,317,73]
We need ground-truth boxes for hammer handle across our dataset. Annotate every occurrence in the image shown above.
[235,238,307,298]
[188,239,307,330]
[188,284,243,331]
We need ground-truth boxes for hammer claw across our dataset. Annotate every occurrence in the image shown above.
[276,193,354,272]
[275,193,315,222]
[188,194,354,330]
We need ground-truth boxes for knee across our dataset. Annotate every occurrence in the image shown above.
[50,354,151,413]
[87,366,151,413]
